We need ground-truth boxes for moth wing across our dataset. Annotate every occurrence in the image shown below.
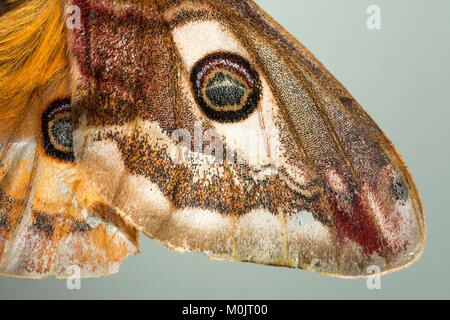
[68,0,424,277]
[0,102,138,279]
[203,0,425,275]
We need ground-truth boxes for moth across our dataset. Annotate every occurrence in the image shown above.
[0,0,425,279]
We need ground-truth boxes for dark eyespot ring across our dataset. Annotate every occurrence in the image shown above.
[41,98,74,162]
[190,52,261,123]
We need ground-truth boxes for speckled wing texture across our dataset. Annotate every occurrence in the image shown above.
[0,0,138,279]
[0,105,139,279]
[68,0,425,277]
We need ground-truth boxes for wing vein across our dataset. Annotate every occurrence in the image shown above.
[0,146,40,274]
[204,0,342,273]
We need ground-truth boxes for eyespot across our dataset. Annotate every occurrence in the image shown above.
[392,175,408,202]
[190,52,261,123]
[41,98,74,162]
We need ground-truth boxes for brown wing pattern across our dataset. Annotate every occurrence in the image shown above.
[66,0,424,277]
[204,0,425,274]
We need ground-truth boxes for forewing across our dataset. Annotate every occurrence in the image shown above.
[205,0,425,275]
[68,0,424,277]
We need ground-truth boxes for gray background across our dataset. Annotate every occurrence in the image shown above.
[1,0,449,299]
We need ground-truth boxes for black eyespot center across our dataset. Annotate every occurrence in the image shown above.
[51,117,73,148]
[205,72,246,107]
[191,52,261,123]
[41,98,74,162]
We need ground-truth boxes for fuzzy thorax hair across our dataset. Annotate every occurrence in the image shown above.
[0,0,69,133]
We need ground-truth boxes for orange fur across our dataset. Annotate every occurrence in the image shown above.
[0,0,69,133]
